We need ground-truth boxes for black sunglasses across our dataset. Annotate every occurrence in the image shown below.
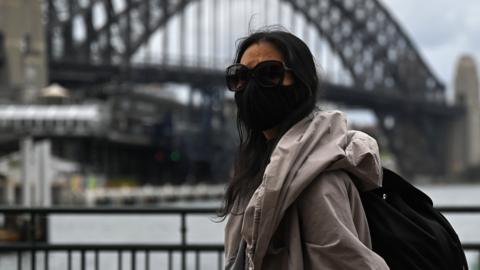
[225,60,293,92]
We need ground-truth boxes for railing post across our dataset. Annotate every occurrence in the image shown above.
[30,211,36,270]
[118,251,122,270]
[181,212,187,270]
[81,250,86,270]
[145,250,150,270]
[68,250,72,270]
[131,250,136,270]
[95,250,99,270]
[17,250,22,270]
[477,251,480,270]
[218,251,223,270]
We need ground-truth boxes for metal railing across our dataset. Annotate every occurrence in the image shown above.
[0,207,224,270]
[436,206,480,254]
[1,206,480,270]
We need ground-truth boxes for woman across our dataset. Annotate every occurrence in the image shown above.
[220,29,390,270]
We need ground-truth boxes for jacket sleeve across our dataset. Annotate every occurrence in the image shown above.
[297,170,390,270]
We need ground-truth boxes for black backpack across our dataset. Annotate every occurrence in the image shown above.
[351,167,469,270]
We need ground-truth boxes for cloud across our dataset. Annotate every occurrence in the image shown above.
[382,0,480,90]
[384,0,461,47]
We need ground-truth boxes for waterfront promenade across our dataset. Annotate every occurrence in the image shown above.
[1,184,480,270]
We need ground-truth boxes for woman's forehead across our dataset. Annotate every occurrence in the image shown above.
[240,42,284,68]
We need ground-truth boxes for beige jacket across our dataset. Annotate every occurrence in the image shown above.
[224,109,390,270]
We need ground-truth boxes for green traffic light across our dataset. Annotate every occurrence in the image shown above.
[170,151,181,161]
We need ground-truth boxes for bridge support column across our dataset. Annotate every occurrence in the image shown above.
[37,140,52,207]
[20,138,53,206]
[0,0,47,102]
[20,137,34,206]
[5,177,15,205]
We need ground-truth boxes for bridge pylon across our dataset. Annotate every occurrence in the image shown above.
[0,0,47,103]
[449,55,480,176]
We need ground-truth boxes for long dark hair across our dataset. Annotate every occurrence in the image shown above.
[218,29,320,218]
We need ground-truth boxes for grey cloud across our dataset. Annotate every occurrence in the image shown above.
[384,0,480,86]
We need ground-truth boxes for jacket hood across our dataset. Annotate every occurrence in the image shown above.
[245,107,383,269]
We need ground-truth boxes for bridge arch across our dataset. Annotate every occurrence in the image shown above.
[45,0,454,176]
[285,0,444,99]
[47,0,445,101]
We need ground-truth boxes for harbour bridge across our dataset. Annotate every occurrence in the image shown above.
[0,0,473,181]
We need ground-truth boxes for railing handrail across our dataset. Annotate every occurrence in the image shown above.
[2,205,480,214]
[0,206,221,214]
[434,206,480,213]
[0,243,224,251]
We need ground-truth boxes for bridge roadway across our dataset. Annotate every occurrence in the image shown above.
[50,61,463,118]
[40,0,469,176]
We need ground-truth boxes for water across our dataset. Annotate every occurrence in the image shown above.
[1,185,480,269]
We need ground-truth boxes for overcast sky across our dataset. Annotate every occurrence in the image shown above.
[383,0,480,92]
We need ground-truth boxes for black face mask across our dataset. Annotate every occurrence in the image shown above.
[234,81,303,132]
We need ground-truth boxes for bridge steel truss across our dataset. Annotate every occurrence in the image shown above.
[45,0,461,176]
[46,0,195,65]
